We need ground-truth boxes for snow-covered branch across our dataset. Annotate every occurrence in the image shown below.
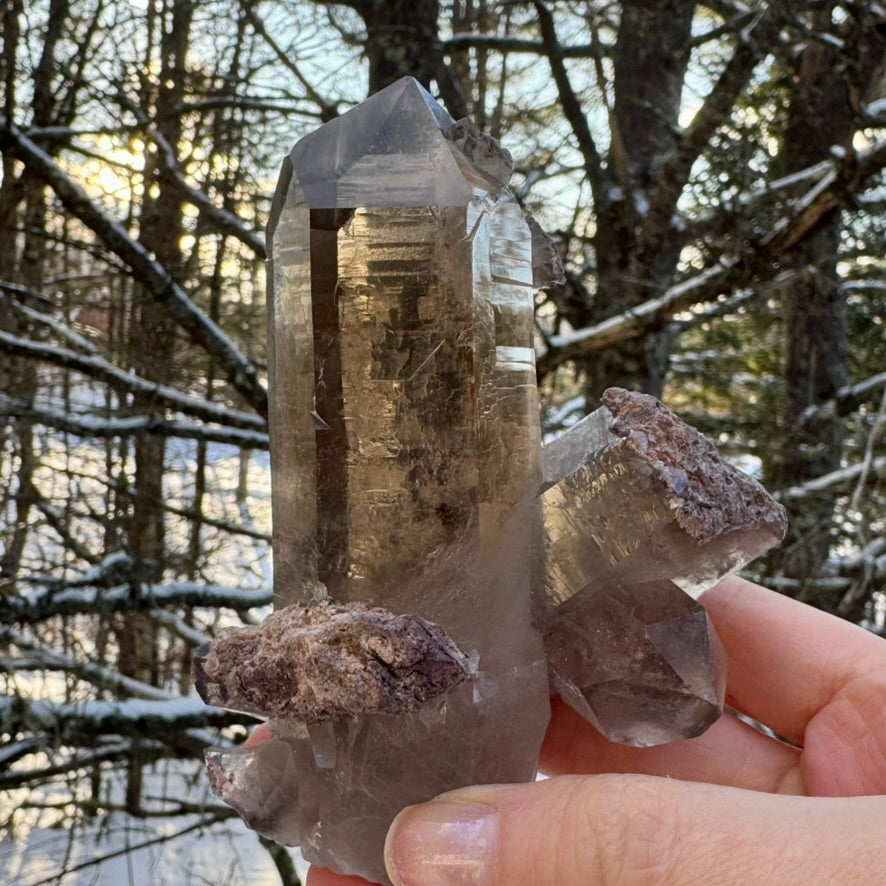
[0,695,256,740]
[776,457,886,502]
[765,539,886,606]
[537,262,737,376]
[538,132,886,378]
[6,630,174,701]
[0,740,162,790]
[149,609,212,648]
[0,334,265,431]
[682,159,834,243]
[0,728,237,790]
[112,100,267,257]
[796,372,886,426]
[762,137,886,255]
[3,287,102,354]
[0,581,273,625]
[0,394,269,449]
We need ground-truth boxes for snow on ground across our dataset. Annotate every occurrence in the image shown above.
[0,760,310,886]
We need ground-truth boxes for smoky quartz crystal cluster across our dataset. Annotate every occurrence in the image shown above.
[193,77,787,883]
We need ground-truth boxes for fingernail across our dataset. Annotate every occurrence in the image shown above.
[384,800,498,886]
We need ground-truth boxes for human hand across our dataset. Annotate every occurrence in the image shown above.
[303,575,886,885]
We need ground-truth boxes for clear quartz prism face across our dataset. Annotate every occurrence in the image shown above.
[198,79,788,883]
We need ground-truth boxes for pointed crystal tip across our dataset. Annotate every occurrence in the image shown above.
[280,76,472,210]
[546,580,727,746]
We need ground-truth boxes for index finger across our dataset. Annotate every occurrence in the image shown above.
[701,574,886,744]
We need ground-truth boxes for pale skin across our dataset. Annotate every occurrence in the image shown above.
[251,576,886,886]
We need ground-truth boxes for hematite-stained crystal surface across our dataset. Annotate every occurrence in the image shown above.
[194,78,787,882]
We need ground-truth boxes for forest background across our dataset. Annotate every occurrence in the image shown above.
[1,1,885,884]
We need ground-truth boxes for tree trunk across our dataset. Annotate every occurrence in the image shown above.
[0,0,66,591]
[770,5,886,592]
[585,0,696,404]
[118,0,194,813]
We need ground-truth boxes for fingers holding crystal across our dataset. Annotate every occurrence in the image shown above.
[702,575,886,795]
[540,697,804,795]
[383,776,886,886]
[701,576,884,742]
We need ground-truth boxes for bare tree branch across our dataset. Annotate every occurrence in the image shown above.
[238,0,339,122]
[532,0,606,206]
[445,32,598,56]
[15,816,243,886]
[644,2,791,237]
[0,117,268,416]
[0,332,265,431]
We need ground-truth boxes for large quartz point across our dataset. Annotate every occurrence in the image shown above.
[540,387,787,745]
[200,77,553,884]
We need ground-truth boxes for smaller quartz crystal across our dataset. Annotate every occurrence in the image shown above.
[539,387,787,745]
[545,579,727,745]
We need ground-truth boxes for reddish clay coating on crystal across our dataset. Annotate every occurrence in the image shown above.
[601,387,788,543]
[192,601,470,722]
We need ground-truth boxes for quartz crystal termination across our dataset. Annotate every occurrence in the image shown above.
[540,387,787,746]
[204,77,556,884]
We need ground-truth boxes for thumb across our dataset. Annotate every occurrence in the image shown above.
[384,774,884,886]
